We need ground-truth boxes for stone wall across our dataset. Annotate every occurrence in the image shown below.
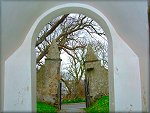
[37,65,45,102]
[85,46,108,102]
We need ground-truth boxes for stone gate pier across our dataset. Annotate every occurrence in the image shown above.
[43,40,62,105]
[85,46,109,103]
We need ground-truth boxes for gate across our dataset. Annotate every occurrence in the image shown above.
[84,76,91,108]
[58,82,62,110]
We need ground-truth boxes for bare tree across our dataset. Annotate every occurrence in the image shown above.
[90,39,108,68]
[35,14,106,68]
[36,13,108,99]
[61,47,86,98]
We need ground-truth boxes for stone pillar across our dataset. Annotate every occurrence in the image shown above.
[43,39,62,105]
[85,46,108,103]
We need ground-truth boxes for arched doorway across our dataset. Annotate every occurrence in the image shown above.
[35,13,110,112]
[4,3,142,112]
[31,3,114,111]
[31,3,142,112]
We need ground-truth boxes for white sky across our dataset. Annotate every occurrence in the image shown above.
[60,50,70,65]
[37,13,108,70]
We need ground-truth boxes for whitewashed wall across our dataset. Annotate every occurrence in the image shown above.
[112,31,142,112]
[1,1,148,112]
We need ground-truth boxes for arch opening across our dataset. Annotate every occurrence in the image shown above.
[31,3,114,112]
[35,13,110,112]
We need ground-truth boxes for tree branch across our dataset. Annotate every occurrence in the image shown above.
[36,14,69,46]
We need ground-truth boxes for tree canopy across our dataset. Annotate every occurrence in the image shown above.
[36,13,108,98]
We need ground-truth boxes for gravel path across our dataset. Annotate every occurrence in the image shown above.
[58,102,86,113]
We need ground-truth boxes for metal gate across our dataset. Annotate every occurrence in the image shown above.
[58,82,62,110]
[84,77,91,108]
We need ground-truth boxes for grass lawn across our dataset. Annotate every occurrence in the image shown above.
[37,102,58,113]
[62,98,86,104]
[85,96,109,113]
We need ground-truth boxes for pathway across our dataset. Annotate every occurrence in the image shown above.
[58,102,86,113]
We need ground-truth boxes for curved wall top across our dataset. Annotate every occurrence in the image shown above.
[2,1,148,60]
[31,3,113,47]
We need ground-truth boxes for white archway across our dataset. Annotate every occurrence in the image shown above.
[4,3,142,112]
[31,3,114,111]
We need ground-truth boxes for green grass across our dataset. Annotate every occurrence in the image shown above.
[62,98,86,104]
[37,102,58,113]
[85,96,109,113]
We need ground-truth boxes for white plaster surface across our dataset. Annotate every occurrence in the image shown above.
[113,32,142,112]
[1,1,149,112]
[4,25,34,112]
